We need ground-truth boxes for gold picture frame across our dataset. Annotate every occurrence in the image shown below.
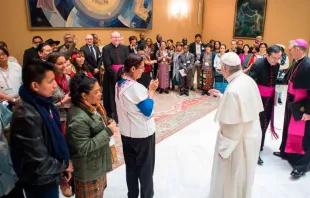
[233,0,267,39]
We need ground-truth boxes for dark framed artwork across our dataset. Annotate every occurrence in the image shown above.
[233,0,267,39]
[26,0,153,29]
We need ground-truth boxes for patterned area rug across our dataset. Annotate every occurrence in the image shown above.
[112,90,219,169]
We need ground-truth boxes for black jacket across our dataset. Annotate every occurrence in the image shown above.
[189,42,206,58]
[10,100,68,186]
[80,44,101,74]
[23,47,38,67]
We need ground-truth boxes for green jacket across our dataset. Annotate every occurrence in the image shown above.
[66,103,112,182]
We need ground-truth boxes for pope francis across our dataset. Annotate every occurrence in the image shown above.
[208,52,264,198]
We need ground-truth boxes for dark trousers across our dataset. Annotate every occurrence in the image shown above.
[0,182,24,198]
[180,70,192,94]
[121,133,155,198]
[259,97,273,150]
[24,183,59,198]
[153,64,158,80]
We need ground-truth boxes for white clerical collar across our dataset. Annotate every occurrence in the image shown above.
[297,55,306,61]
[227,70,243,83]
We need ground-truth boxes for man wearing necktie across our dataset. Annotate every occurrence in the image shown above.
[80,34,101,79]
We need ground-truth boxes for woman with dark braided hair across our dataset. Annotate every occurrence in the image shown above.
[66,72,117,198]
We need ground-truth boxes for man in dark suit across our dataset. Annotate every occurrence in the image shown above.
[23,36,43,67]
[189,34,206,90]
[128,36,138,54]
[153,34,162,79]
[178,45,195,96]
[137,32,146,48]
[80,34,101,79]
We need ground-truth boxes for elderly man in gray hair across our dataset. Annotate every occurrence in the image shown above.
[273,39,310,178]
[208,52,264,198]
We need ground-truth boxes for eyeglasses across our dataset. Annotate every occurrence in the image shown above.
[0,53,8,57]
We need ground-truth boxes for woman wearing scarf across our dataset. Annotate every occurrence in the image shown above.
[239,44,255,74]
[46,52,73,197]
[171,42,183,89]
[10,61,72,198]
[66,73,117,198]
[47,52,71,134]
[276,44,290,104]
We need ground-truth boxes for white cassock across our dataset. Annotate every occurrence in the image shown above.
[208,70,264,198]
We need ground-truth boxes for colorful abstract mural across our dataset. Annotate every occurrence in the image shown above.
[26,0,153,29]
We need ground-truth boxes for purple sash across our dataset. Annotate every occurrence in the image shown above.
[258,85,278,139]
[285,82,307,154]
[112,64,122,71]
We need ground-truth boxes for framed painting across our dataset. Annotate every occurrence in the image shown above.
[26,0,153,29]
[233,0,267,39]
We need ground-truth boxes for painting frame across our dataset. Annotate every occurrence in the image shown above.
[233,0,267,40]
[25,0,153,30]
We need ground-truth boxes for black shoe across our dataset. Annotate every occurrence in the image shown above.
[278,98,282,105]
[185,92,189,96]
[258,156,264,165]
[273,152,286,159]
[164,89,169,94]
[159,89,163,94]
[291,169,306,178]
[201,91,206,95]
[206,92,210,96]
[172,86,175,90]
[180,92,184,96]
[190,87,195,91]
[156,88,160,92]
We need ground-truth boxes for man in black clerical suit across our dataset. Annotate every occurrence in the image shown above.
[102,31,129,122]
[249,45,282,166]
[23,36,43,67]
[80,34,101,79]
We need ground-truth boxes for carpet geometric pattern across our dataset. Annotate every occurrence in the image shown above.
[112,91,219,169]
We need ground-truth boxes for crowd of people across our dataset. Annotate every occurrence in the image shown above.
[0,30,309,198]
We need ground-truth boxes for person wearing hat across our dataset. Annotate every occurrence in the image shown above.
[275,44,290,104]
[208,52,263,198]
[248,45,282,165]
[46,38,60,52]
[274,39,310,178]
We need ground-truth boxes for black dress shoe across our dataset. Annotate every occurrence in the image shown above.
[185,93,189,96]
[258,156,264,165]
[278,98,282,105]
[164,89,169,94]
[273,152,286,159]
[180,92,184,96]
[159,89,163,94]
[190,87,195,91]
[291,169,306,178]
[201,91,206,95]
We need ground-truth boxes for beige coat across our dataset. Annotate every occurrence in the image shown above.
[208,71,264,198]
